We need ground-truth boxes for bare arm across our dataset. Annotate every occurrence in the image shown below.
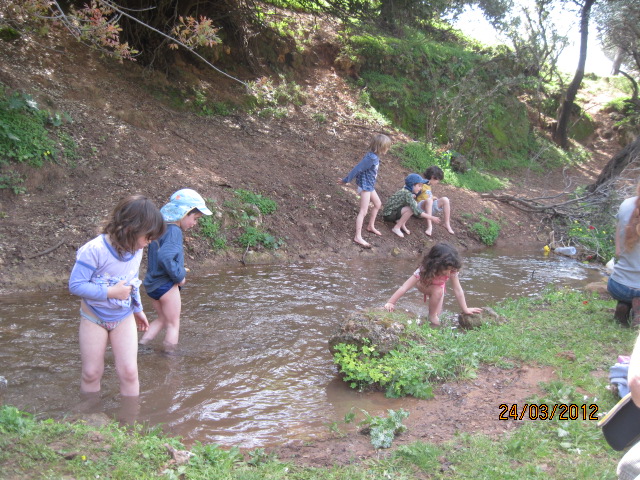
[384,274,420,311]
[450,273,481,315]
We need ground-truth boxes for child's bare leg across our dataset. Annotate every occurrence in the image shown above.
[79,316,108,393]
[440,197,454,234]
[420,199,434,236]
[139,298,166,344]
[425,285,445,326]
[366,190,382,236]
[391,207,413,238]
[354,191,372,247]
[110,314,141,396]
[156,285,182,350]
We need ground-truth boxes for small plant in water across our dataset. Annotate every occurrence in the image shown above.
[359,408,409,449]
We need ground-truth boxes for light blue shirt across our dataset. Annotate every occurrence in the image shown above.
[612,196,640,289]
[69,235,143,322]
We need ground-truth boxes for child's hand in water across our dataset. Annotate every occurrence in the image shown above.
[384,302,395,312]
[108,280,132,300]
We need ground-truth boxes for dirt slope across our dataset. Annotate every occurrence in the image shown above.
[0,29,619,297]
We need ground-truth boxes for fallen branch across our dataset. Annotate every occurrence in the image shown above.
[26,238,66,259]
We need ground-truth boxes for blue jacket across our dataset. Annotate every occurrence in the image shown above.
[342,152,379,191]
[143,224,186,293]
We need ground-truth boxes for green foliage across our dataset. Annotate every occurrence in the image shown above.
[0,26,21,42]
[395,141,506,192]
[332,340,435,399]
[234,189,277,214]
[237,226,284,250]
[470,215,501,246]
[0,405,34,434]
[198,215,227,250]
[248,75,305,118]
[566,219,615,262]
[0,86,58,167]
[360,409,409,449]
[0,170,26,194]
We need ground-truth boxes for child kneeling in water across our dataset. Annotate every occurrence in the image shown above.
[384,242,481,326]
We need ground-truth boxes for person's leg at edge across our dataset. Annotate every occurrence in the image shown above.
[366,190,383,236]
[79,316,108,393]
[439,197,455,234]
[617,440,640,480]
[392,207,413,238]
[156,285,182,351]
[110,313,141,396]
[354,190,372,247]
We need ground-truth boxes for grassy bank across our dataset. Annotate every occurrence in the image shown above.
[0,288,632,479]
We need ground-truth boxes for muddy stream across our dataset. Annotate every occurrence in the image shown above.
[0,248,605,448]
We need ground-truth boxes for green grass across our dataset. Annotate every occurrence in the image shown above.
[0,288,628,478]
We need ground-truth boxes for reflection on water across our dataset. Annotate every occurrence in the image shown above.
[0,247,605,447]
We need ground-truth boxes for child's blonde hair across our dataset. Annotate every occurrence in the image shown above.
[103,195,165,257]
[624,181,640,252]
[369,134,392,155]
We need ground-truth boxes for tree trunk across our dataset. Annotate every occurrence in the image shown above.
[587,135,640,192]
[553,0,596,149]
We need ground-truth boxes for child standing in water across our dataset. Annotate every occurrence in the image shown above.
[139,188,212,352]
[384,242,481,326]
[337,133,392,248]
[69,195,165,396]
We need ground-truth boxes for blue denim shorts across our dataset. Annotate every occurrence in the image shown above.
[146,281,175,300]
[608,277,640,304]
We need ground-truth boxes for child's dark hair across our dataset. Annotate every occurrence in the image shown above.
[419,242,462,285]
[423,165,444,181]
[103,195,165,257]
[369,134,392,154]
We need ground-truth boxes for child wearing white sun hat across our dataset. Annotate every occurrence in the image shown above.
[140,189,212,352]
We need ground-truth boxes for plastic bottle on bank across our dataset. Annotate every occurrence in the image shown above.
[554,246,577,256]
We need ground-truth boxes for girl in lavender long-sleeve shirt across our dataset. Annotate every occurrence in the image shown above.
[69,195,164,396]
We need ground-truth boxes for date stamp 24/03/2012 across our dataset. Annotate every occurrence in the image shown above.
[498,403,599,421]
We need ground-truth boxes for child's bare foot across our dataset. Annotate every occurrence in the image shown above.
[391,227,405,238]
[424,227,432,236]
[366,227,383,236]
[353,238,372,248]
[428,318,441,327]
[401,225,410,235]
[445,225,455,235]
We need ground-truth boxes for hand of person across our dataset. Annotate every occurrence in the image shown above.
[134,311,149,331]
[463,307,483,315]
[108,280,132,300]
[384,302,395,312]
[336,178,347,185]
[178,277,186,286]
[431,216,441,224]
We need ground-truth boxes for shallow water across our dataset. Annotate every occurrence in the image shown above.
[0,247,605,448]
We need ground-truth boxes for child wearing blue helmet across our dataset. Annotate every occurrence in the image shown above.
[382,174,440,238]
[140,189,212,352]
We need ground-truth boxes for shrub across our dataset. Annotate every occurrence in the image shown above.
[470,215,501,246]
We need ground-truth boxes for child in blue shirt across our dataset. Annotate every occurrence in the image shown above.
[69,195,165,396]
[139,189,212,352]
[337,134,392,248]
